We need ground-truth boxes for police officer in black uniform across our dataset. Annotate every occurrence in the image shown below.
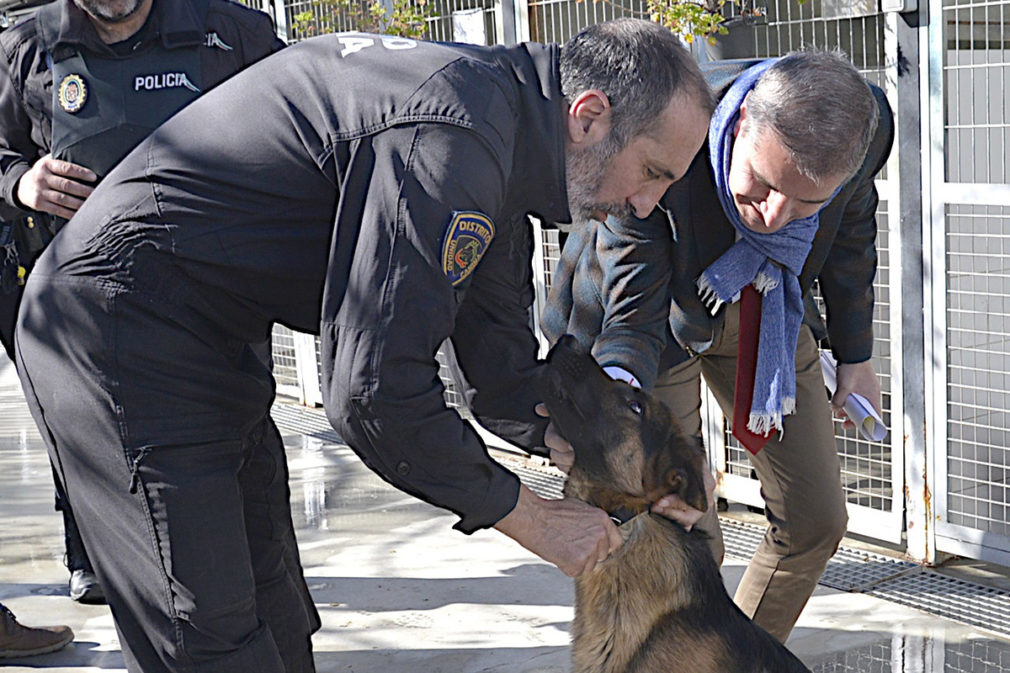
[14,19,712,673]
[0,0,283,604]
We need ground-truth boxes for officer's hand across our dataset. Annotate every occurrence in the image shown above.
[651,467,716,532]
[833,360,881,429]
[494,484,623,577]
[16,154,96,220]
[535,403,574,473]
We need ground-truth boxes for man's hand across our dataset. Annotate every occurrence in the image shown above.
[651,467,716,531]
[536,403,574,472]
[494,483,623,577]
[16,154,96,219]
[833,359,881,428]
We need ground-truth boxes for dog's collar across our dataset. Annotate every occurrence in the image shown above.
[609,506,648,526]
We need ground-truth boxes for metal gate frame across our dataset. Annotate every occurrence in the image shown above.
[923,0,1010,566]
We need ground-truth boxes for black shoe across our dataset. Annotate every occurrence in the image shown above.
[68,570,106,605]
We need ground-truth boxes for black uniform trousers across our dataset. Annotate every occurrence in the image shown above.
[1,217,96,574]
[16,255,320,673]
[0,285,15,360]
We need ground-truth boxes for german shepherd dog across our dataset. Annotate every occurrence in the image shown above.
[537,336,812,673]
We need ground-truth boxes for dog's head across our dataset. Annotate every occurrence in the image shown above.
[536,335,708,516]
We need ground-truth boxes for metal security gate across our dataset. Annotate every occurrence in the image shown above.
[926,0,1010,565]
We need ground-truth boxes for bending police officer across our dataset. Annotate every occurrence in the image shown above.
[14,20,713,673]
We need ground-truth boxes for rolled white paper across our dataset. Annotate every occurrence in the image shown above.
[819,351,888,442]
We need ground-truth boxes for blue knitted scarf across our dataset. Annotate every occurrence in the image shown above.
[698,59,832,435]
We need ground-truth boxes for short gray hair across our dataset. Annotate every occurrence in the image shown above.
[559,19,714,150]
[746,49,879,182]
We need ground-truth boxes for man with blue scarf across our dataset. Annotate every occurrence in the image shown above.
[542,50,893,643]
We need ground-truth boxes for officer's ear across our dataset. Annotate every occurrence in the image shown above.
[733,91,751,139]
[567,89,612,149]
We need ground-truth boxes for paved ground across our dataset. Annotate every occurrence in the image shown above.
[3,353,1010,672]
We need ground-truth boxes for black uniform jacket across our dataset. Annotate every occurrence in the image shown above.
[542,59,894,390]
[0,0,283,213]
[31,35,569,532]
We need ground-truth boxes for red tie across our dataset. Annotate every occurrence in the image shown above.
[732,284,776,454]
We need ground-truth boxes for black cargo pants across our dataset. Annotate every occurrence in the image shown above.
[15,257,320,673]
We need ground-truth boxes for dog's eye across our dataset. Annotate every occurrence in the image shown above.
[628,400,643,415]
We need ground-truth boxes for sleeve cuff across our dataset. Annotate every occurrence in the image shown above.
[452,468,521,534]
[602,365,641,389]
[2,162,30,212]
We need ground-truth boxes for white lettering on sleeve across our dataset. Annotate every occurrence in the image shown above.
[338,35,375,57]
[380,36,417,50]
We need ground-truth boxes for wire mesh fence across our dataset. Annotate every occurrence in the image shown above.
[935,0,1010,561]
[945,204,1010,537]
[527,0,650,44]
[942,0,1009,185]
[277,0,499,42]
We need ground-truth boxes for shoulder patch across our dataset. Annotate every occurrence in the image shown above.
[441,211,495,286]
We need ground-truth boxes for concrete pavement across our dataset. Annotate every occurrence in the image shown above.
[3,353,1010,672]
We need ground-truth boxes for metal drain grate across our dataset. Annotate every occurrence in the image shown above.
[722,516,1010,640]
[270,402,1010,640]
[720,516,767,561]
[271,401,342,445]
[867,569,1010,640]
[818,546,918,593]
[493,452,565,500]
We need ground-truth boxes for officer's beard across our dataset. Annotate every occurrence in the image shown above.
[73,0,145,23]
[563,134,632,230]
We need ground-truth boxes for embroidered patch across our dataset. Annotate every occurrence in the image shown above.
[57,74,87,114]
[441,211,495,286]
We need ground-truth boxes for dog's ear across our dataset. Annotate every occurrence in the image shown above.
[651,433,709,513]
[663,465,708,513]
[645,446,709,513]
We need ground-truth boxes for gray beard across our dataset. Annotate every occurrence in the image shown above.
[564,136,632,223]
[73,0,144,23]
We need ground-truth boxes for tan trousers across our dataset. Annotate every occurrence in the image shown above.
[654,302,848,643]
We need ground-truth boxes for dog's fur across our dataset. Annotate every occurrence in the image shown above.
[537,336,812,673]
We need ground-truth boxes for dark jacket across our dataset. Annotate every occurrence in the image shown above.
[0,0,283,213]
[542,58,895,390]
[27,35,569,532]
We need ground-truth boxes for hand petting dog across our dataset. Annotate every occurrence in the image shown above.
[494,484,624,578]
